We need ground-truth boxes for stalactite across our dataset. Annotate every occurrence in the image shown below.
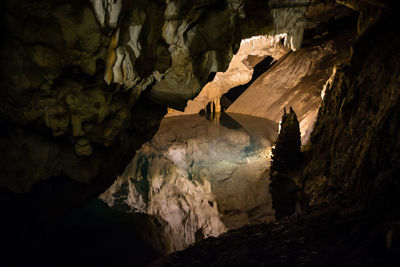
[240,34,289,50]
[213,97,221,125]
[269,0,308,51]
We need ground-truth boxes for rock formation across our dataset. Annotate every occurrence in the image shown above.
[0,0,316,195]
[100,114,277,252]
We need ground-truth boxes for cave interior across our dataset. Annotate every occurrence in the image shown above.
[0,0,400,266]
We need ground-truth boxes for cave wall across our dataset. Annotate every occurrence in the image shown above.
[298,11,400,210]
[0,0,246,195]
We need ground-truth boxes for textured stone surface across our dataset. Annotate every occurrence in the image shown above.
[86,0,248,110]
[163,0,313,117]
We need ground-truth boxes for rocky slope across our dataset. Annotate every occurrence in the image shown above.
[152,206,400,267]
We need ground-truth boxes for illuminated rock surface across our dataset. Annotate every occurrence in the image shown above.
[101,114,278,252]
[227,24,355,144]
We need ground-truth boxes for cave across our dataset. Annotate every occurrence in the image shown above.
[1,0,400,266]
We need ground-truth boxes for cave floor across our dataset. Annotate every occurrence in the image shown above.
[152,205,400,266]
